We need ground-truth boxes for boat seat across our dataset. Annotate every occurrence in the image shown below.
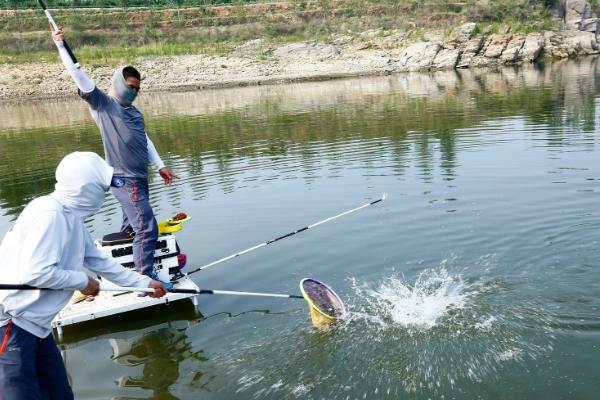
[100,231,134,246]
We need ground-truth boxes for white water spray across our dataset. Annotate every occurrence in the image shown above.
[352,268,469,330]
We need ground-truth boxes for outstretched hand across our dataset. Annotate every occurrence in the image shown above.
[50,23,64,42]
[81,276,100,296]
[148,280,168,298]
[159,167,179,185]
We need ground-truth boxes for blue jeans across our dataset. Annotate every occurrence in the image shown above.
[111,177,158,276]
[0,321,74,400]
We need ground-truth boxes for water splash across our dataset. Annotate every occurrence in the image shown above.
[351,268,468,330]
[207,260,555,398]
[340,264,555,392]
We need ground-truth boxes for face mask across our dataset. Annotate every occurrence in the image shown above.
[108,66,138,106]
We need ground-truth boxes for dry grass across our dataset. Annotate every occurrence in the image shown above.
[0,0,556,64]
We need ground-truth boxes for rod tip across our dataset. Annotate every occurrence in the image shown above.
[382,192,388,201]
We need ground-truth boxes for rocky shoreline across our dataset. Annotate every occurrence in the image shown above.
[2,2,600,102]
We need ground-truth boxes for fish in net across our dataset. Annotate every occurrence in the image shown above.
[300,278,345,327]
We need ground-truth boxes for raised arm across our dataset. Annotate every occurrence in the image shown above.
[51,25,94,93]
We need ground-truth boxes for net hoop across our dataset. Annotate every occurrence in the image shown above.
[300,278,346,322]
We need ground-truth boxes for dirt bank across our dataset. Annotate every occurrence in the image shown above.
[2,22,600,103]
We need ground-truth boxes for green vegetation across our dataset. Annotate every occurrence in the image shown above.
[0,1,559,64]
[1,0,255,8]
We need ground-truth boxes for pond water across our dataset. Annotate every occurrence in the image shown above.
[2,59,600,399]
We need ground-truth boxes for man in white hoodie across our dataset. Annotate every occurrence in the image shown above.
[0,152,167,400]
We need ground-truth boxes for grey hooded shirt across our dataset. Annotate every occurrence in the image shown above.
[79,78,148,179]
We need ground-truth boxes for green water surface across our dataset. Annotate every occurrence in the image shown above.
[1,59,600,399]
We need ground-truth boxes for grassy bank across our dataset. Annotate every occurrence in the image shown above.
[0,0,255,8]
[1,1,558,65]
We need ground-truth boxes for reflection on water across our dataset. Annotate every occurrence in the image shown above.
[110,327,189,400]
[1,58,599,220]
[4,58,600,399]
[57,306,293,399]
[59,305,209,400]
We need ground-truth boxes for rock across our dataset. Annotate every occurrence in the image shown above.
[273,42,340,61]
[544,32,574,58]
[456,54,473,69]
[395,41,442,71]
[519,33,545,62]
[565,0,595,20]
[433,48,461,69]
[543,30,598,57]
[456,36,485,68]
[501,36,526,63]
[445,22,477,49]
[365,53,391,68]
[360,29,408,50]
[484,34,511,58]
[360,28,383,39]
[469,55,497,68]
[442,41,458,50]
[579,17,600,32]
[564,30,599,54]
[565,0,597,30]
[332,35,353,45]
[463,36,486,53]
[451,22,477,43]
[544,30,561,45]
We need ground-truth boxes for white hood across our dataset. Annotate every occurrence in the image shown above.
[108,66,138,106]
[0,152,150,338]
[51,152,113,219]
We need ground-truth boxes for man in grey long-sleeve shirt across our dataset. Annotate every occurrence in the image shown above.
[51,26,178,280]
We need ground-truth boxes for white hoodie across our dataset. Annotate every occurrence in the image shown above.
[0,152,151,338]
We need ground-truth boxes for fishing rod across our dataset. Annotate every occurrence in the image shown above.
[38,0,80,68]
[186,193,388,276]
[125,287,303,299]
[0,284,302,300]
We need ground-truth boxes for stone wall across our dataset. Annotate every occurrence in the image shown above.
[387,23,599,72]
[379,0,600,72]
[4,1,600,100]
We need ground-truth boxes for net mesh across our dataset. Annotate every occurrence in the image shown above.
[302,279,343,318]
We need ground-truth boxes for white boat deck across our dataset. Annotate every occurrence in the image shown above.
[52,276,199,337]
